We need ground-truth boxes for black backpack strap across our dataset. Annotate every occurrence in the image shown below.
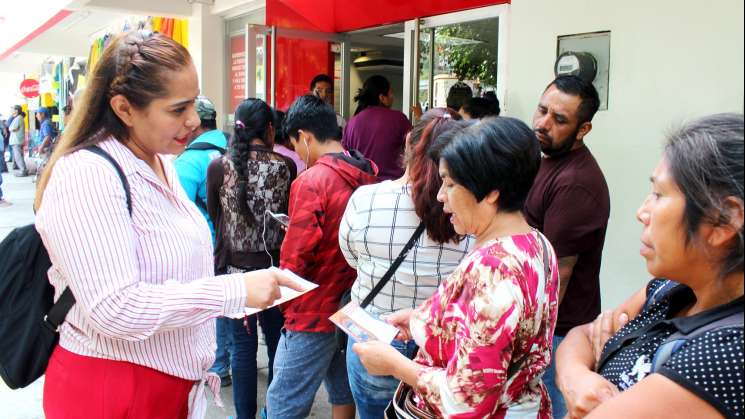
[85,145,132,216]
[360,223,426,309]
[45,145,133,330]
[45,288,75,331]
[642,279,680,311]
[186,142,226,154]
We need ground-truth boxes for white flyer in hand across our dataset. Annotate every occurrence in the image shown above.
[329,302,400,344]
[227,267,318,319]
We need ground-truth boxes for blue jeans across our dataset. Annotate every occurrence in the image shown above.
[544,335,567,418]
[209,317,233,378]
[0,171,4,200]
[230,307,285,419]
[0,141,7,173]
[266,330,354,419]
[347,337,417,419]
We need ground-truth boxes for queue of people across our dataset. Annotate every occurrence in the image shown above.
[28,29,743,419]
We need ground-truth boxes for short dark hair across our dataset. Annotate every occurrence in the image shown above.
[546,76,600,125]
[446,82,472,111]
[310,74,333,91]
[439,117,541,212]
[665,113,744,277]
[201,119,217,130]
[462,97,500,119]
[285,94,339,142]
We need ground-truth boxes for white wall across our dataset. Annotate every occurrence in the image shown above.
[505,0,744,308]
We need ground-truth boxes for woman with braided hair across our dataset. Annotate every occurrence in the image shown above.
[34,31,302,418]
[206,98,297,419]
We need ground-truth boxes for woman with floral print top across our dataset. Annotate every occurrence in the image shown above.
[354,117,559,418]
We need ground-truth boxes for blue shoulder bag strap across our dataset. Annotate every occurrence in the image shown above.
[651,310,744,373]
[45,145,133,330]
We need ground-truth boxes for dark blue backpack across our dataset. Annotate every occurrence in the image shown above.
[0,146,131,389]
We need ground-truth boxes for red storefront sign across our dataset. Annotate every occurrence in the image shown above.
[20,78,40,98]
[230,35,246,112]
[267,0,507,32]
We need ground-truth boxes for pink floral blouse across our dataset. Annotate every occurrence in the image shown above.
[409,232,559,418]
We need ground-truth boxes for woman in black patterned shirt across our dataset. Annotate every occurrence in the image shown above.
[206,98,296,419]
[556,113,744,419]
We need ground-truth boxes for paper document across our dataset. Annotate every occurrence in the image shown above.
[330,302,400,344]
[227,267,318,319]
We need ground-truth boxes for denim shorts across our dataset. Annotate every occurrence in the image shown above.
[266,329,353,419]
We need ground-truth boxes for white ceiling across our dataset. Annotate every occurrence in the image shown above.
[20,9,131,58]
[0,0,193,74]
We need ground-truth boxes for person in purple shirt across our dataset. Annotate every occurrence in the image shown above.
[343,75,411,181]
[273,110,306,173]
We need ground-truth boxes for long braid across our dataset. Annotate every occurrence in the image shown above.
[231,99,274,225]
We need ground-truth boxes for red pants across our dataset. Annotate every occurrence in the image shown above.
[44,346,194,419]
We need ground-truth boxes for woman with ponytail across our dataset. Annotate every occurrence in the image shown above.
[338,108,474,418]
[34,31,300,418]
[343,75,411,181]
[206,98,297,419]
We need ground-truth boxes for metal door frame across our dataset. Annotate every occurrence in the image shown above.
[403,4,510,119]
[246,25,351,115]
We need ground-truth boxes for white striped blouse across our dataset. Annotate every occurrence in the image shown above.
[35,138,248,416]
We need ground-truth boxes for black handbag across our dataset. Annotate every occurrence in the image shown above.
[336,223,426,352]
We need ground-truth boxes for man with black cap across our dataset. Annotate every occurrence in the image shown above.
[173,96,233,385]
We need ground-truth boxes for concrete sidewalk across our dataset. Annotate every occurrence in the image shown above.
[0,171,333,419]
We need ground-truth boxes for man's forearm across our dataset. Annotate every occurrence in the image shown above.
[555,324,597,388]
[557,255,578,305]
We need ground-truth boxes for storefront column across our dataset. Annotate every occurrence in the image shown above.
[190,3,226,124]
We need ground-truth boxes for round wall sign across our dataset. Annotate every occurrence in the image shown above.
[20,79,40,98]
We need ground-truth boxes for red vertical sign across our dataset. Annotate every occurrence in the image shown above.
[230,35,246,112]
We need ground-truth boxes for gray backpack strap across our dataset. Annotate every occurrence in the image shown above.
[651,311,744,373]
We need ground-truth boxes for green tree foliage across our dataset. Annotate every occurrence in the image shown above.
[437,24,498,87]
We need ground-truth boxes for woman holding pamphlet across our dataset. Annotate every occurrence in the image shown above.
[353,117,559,418]
[338,108,473,419]
[33,31,301,419]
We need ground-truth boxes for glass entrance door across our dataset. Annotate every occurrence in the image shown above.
[403,5,509,120]
[238,25,350,115]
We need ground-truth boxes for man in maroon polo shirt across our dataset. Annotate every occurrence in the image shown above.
[524,75,610,419]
